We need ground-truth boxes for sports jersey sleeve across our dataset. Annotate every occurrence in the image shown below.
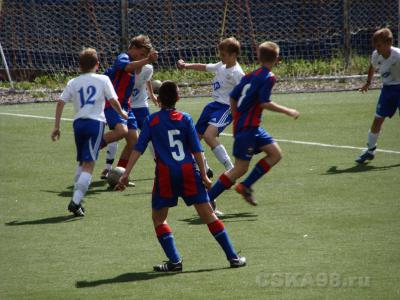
[186,115,203,153]
[134,117,151,153]
[116,54,130,71]
[59,79,74,102]
[206,61,223,72]
[229,77,245,101]
[103,76,118,101]
[259,77,276,103]
[371,50,379,70]
[141,65,154,82]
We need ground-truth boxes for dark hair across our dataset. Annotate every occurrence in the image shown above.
[158,81,179,108]
[128,34,153,53]
[79,48,98,72]
[219,37,240,55]
[258,41,280,64]
[373,28,393,45]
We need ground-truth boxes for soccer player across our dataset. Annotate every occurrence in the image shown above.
[177,37,244,178]
[100,63,158,179]
[51,48,128,216]
[208,41,300,206]
[101,35,157,182]
[116,81,246,272]
[356,28,400,163]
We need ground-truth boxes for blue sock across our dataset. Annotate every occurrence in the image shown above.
[208,220,237,260]
[242,159,271,187]
[208,174,234,201]
[155,224,181,263]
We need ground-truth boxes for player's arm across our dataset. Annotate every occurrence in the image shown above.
[193,151,212,189]
[359,64,374,93]
[124,50,158,73]
[108,98,128,120]
[261,102,299,119]
[230,97,238,115]
[177,59,206,71]
[51,100,65,141]
[146,81,159,106]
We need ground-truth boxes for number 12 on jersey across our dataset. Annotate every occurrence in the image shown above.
[78,85,97,107]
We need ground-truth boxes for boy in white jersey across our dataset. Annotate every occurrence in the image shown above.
[177,37,244,213]
[51,48,128,216]
[101,63,158,179]
[356,28,400,163]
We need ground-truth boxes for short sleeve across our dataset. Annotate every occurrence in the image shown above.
[115,54,130,71]
[141,65,154,82]
[371,50,379,70]
[229,76,245,101]
[259,77,275,103]
[59,80,74,102]
[206,61,223,73]
[134,117,151,153]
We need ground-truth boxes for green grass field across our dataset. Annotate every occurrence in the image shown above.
[0,91,399,299]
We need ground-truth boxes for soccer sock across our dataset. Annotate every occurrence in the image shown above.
[242,159,271,188]
[72,172,92,205]
[207,219,237,260]
[105,142,118,170]
[367,130,379,151]
[74,165,83,183]
[202,152,210,170]
[212,144,234,170]
[208,174,234,201]
[117,158,129,168]
[100,138,107,149]
[155,224,181,263]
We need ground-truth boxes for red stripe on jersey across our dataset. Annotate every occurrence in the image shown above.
[258,159,271,172]
[233,111,241,134]
[182,163,197,196]
[207,219,225,235]
[254,67,263,76]
[116,72,131,107]
[219,174,234,189]
[157,161,173,198]
[150,115,160,127]
[170,111,183,121]
[155,223,172,237]
[251,103,262,127]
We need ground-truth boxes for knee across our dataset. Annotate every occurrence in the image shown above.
[202,133,215,147]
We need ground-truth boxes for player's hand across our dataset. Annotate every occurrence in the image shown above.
[202,176,212,190]
[148,50,158,63]
[359,83,370,93]
[121,111,129,120]
[51,128,60,141]
[115,174,129,191]
[177,59,185,70]
[288,109,300,119]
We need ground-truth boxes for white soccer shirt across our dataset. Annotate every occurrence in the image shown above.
[131,64,153,108]
[60,73,117,122]
[371,46,400,85]
[206,61,245,105]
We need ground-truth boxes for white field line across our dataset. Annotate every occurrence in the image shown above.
[1,112,399,155]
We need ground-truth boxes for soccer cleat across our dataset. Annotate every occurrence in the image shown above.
[127,181,136,187]
[235,183,257,206]
[355,147,376,164]
[153,260,183,272]
[210,201,224,216]
[206,168,214,179]
[100,169,109,180]
[68,201,85,217]
[229,255,247,268]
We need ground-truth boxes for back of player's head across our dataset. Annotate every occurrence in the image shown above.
[258,42,280,64]
[79,48,99,72]
[158,81,179,108]
[373,28,393,45]
[129,35,153,53]
[219,37,241,56]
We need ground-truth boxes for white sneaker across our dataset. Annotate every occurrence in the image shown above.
[214,209,224,217]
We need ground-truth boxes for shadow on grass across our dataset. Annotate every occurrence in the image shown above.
[5,215,80,226]
[76,267,228,288]
[325,163,400,175]
[42,180,113,198]
[180,212,258,225]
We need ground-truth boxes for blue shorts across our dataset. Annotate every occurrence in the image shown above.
[233,127,275,161]
[73,118,105,162]
[132,107,150,130]
[376,84,400,118]
[152,162,210,210]
[195,101,232,135]
[104,107,138,130]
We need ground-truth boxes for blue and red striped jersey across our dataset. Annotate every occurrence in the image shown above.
[104,53,135,110]
[230,66,276,133]
[135,108,203,168]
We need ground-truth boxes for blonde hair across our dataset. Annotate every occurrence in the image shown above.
[129,34,153,54]
[219,37,241,55]
[258,42,280,64]
[373,28,393,45]
[79,48,98,72]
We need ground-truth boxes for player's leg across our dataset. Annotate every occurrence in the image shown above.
[117,129,138,168]
[203,124,234,171]
[195,104,215,177]
[101,107,128,148]
[100,142,118,179]
[355,116,384,163]
[194,202,246,268]
[152,207,182,272]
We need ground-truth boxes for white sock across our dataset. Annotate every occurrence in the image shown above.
[74,165,83,183]
[367,130,379,151]
[201,152,210,170]
[72,172,92,205]
[105,142,118,170]
[212,144,233,170]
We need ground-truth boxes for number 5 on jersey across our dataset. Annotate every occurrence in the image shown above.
[168,130,185,161]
